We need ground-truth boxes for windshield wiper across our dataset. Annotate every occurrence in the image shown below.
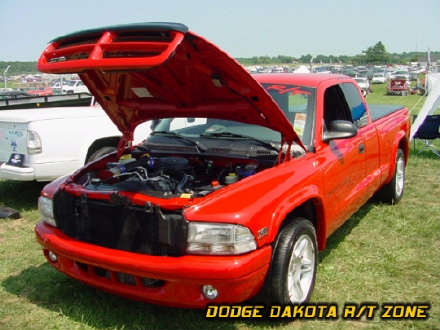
[151,131,206,152]
[200,132,279,152]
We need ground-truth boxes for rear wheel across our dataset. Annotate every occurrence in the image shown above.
[376,148,405,204]
[266,217,317,304]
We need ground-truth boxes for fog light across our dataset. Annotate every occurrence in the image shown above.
[202,285,219,300]
[48,251,58,263]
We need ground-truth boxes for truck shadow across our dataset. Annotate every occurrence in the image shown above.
[2,263,286,329]
[318,200,376,262]
[0,180,46,211]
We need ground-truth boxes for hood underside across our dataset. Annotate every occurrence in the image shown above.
[38,22,302,147]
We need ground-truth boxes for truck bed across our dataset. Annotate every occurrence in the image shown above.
[369,104,405,121]
[0,93,92,110]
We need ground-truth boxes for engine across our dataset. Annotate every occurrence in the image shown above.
[80,154,261,198]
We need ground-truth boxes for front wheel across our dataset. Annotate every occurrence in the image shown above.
[376,148,405,204]
[266,217,317,304]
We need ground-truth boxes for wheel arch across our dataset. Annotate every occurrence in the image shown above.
[271,196,327,251]
[398,134,410,165]
[384,131,409,185]
[84,136,121,164]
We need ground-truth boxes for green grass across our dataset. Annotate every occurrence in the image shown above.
[0,84,439,329]
[367,82,427,115]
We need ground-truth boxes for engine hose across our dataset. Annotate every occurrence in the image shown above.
[176,174,193,193]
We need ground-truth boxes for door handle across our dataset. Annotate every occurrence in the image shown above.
[359,143,366,154]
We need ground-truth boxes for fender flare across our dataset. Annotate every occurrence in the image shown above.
[384,130,409,184]
[268,185,327,250]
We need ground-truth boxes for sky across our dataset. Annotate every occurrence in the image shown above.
[0,0,439,62]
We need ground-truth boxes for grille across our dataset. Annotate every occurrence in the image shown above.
[53,191,187,256]
[75,261,165,288]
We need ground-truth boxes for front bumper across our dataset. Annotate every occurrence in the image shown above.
[35,221,272,308]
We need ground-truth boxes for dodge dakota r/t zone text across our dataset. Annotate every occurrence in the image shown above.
[35,22,411,308]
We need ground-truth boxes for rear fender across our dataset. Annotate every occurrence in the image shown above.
[384,130,409,185]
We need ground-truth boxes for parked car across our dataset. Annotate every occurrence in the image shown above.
[51,81,71,94]
[357,70,374,80]
[35,22,411,308]
[62,80,90,94]
[371,73,387,84]
[354,77,371,97]
[354,77,370,89]
[390,70,410,81]
[387,78,410,96]
[27,87,54,96]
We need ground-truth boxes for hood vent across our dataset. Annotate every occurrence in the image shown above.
[39,23,187,73]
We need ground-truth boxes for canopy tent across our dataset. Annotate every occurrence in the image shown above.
[293,65,311,73]
[410,72,440,139]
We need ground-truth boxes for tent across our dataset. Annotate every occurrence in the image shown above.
[293,65,310,73]
[410,72,440,139]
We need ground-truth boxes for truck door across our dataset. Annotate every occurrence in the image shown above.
[321,84,367,234]
[340,82,381,198]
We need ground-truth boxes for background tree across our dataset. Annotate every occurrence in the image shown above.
[299,54,313,63]
[363,41,390,64]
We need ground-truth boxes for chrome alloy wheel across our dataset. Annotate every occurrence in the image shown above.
[395,155,405,197]
[286,234,316,303]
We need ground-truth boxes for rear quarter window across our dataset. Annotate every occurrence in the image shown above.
[340,82,369,127]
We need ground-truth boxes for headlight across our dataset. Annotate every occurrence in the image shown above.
[187,222,257,255]
[38,196,56,227]
[27,130,42,154]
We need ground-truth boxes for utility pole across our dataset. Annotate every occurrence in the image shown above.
[3,65,11,90]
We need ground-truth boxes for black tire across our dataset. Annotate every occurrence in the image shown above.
[266,217,317,304]
[86,146,116,163]
[376,149,405,204]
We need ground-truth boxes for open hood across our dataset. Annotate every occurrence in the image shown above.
[38,22,302,149]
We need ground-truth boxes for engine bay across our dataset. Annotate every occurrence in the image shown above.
[76,148,277,198]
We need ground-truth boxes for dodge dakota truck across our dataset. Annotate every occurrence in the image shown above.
[35,23,411,308]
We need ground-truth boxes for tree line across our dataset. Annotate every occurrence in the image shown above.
[1,42,438,75]
[0,61,38,75]
[237,42,439,66]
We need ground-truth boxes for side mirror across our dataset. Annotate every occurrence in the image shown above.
[323,120,358,142]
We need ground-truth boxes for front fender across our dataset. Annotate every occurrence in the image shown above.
[184,155,325,248]
[267,185,326,249]
[41,174,70,199]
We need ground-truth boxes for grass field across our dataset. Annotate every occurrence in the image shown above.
[0,83,439,330]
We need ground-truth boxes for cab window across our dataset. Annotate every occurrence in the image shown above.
[340,82,369,127]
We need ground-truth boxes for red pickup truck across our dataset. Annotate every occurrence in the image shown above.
[35,23,411,308]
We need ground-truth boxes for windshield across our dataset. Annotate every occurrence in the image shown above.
[149,83,316,154]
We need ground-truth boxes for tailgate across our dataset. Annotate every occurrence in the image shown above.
[0,122,28,163]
